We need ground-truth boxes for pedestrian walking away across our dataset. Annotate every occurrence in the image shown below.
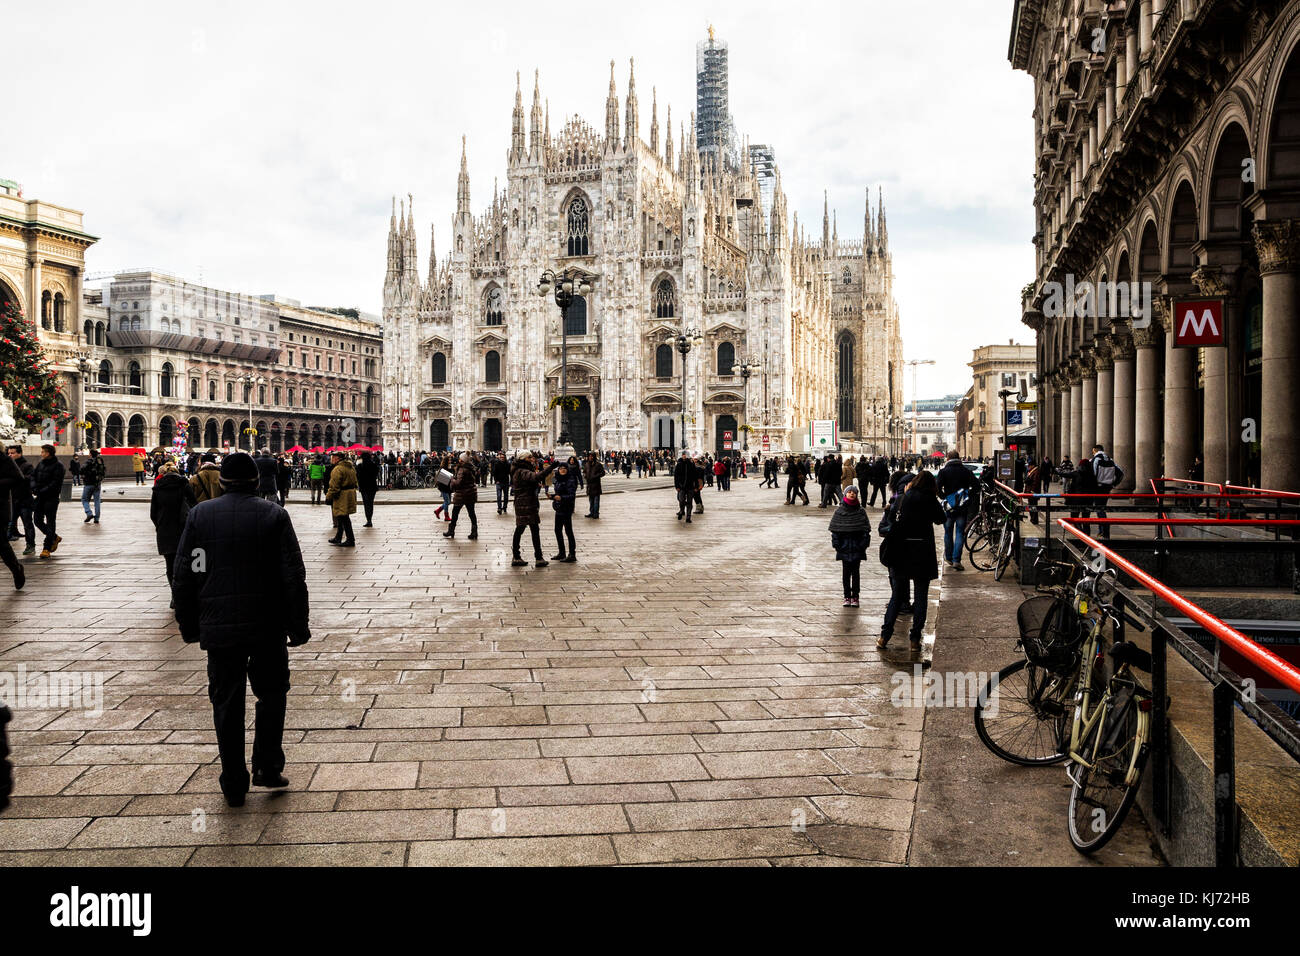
[150,462,194,605]
[936,450,978,570]
[172,452,311,808]
[673,451,698,523]
[829,486,871,607]
[491,452,511,514]
[583,452,605,518]
[356,451,379,527]
[878,470,944,651]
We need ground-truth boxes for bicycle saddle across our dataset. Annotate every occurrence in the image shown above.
[1108,641,1152,673]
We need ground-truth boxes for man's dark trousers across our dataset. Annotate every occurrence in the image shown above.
[206,642,289,795]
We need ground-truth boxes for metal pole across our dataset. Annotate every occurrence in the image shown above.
[559,297,569,447]
[680,340,687,458]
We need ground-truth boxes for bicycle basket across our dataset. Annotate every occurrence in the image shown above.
[1017,595,1084,671]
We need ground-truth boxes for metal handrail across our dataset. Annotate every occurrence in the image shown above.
[1058,518,1300,696]
[1056,517,1300,866]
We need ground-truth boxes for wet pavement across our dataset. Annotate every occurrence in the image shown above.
[0,478,1145,866]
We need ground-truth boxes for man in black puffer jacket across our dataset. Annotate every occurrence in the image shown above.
[172,452,310,807]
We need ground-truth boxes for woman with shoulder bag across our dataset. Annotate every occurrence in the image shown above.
[878,470,944,651]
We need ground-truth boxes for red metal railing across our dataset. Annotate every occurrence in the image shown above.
[1058,517,1300,695]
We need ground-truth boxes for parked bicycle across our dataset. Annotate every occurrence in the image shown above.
[966,492,1021,580]
[973,555,1156,853]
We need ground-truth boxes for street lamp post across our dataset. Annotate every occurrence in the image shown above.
[537,268,592,451]
[670,327,704,457]
[76,354,91,453]
[731,358,761,452]
[998,387,1015,453]
[242,372,264,452]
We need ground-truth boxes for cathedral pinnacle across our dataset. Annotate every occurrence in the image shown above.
[650,87,659,154]
[457,136,470,215]
[529,69,543,157]
[511,70,525,160]
[605,59,619,148]
[624,58,638,152]
[665,104,673,168]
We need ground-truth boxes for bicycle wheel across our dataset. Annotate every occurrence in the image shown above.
[968,528,997,571]
[1066,696,1146,854]
[993,519,1015,581]
[973,659,1071,765]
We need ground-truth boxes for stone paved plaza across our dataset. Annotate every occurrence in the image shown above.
[0,480,941,866]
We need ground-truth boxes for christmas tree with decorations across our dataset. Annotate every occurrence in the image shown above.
[0,296,71,434]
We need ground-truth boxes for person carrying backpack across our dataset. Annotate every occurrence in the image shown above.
[936,451,977,570]
[1087,444,1123,540]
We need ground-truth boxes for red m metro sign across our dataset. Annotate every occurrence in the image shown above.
[1172,299,1225,347]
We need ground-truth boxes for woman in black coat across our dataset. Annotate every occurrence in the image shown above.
[828,487,870,607]
[550,461,580,562]
[150,463,195,601]
[878,470,944,650]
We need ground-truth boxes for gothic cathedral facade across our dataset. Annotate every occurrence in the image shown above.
[382,62,903,456]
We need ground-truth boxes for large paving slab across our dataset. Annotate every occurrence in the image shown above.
[0,477,1140,866]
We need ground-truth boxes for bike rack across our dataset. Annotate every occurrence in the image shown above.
[1055,519,1300,867]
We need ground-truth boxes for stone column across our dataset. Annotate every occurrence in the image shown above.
[1080,351,1097,455]
[1191,264,1231,485]
[1133,322,1164,493]
[1111,333,1136,490]
[1058,375,1072,466]
[1068,367,1084,463]
[1253,220,1300,490]
[1162,297,1200,481]
[1096,341,1114,456]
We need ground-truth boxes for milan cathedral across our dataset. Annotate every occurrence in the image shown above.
[381,59,903,455]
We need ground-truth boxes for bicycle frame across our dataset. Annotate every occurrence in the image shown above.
[1067,604,1149,787]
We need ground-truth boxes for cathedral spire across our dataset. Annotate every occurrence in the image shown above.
[511,70,525,162]
[665,104,673,169]
[605,60,619,149]
[544,99,550,146]
[529,69,543,159]
[386,195,398,280]
[864,186,874,251]
[822,190,829,250]
[405,192,417,276]
[649,87,659,154]
[457,136,470,216]
[428,221,437,282]
[624,58,638,152]
[879,188,888,250]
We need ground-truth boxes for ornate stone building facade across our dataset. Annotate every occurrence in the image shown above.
[382,60,904,455]
[1011,0,1300,490]
[0,179,98,428]
[78,271,382,453]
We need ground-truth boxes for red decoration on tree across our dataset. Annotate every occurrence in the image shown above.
[0,298,71,433]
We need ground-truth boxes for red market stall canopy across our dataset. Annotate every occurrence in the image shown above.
[97,447,147,456]
[285,445,308,453]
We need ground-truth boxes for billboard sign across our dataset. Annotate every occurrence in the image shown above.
[810,419,838,449]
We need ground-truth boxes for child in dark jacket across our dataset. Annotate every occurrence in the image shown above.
[829,487,871,607]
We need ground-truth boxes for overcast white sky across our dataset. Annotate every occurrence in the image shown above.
[8,0,1035,401]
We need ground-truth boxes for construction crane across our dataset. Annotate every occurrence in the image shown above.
[905,359,936,457]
